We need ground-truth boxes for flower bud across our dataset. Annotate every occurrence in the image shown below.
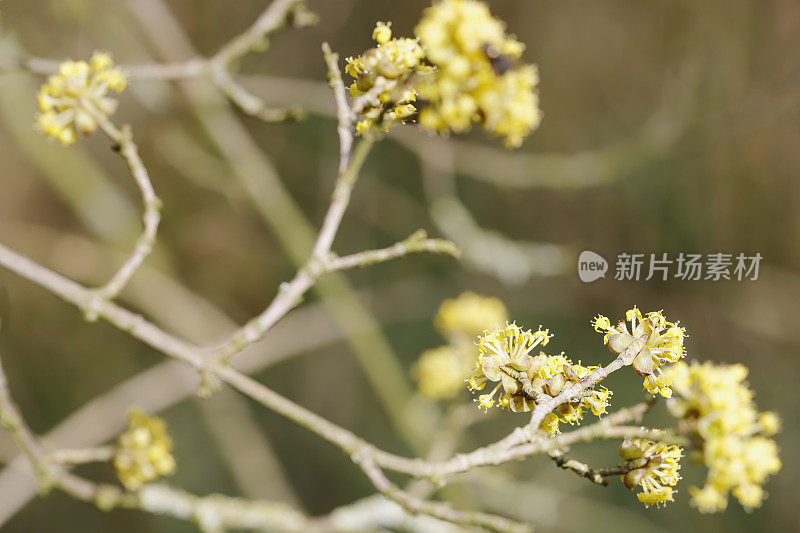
[480,356,502,381]
[633,350,654,376]
[509,394,534,413]
[545,373,566,396]
[619,438,645,461]
[509,355,532,373]
[623,468,646,490]
[607,332,633,354]
[500,373,519,396]
[563,364,580,383]
[529,377,546,394]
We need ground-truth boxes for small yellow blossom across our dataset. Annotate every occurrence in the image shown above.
[592,307,686,397]
[414,0,541,148]
[412,292,507,400]
[689,485,728,513]
[36,51,126,145]
[346,22,428,133]
[372,21,393,45]
[758,411,781,436]
[411,344,475,400]
[113,409,176,491]
[467,322,611,433]
[618,436,683,508]
[539,413,560,435]
[663,361,782,513]
[434,291,508,341]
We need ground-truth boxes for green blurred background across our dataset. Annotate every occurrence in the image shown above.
[0,0,797,531]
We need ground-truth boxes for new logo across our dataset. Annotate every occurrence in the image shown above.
[578,251,608,282]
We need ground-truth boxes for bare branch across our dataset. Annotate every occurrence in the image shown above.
[328,230,461,272]
[0,347,58,490]
[49,447,115,465]
[359,458,533,533]
[211,68,305,123]
[321,43,355,175]
[209,0,304,68]
[548,450,650,486]
[86,117,161,309]
[136,484,310,532]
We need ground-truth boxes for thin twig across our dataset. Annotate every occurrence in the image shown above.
[208,0,303,68]
[328,230,460,272]
[314,136,374,259]
[548,450,650,485]
[548,449,607,484]
[86,115,161,309]
[359,458,533,533]
[321,43,355,175]
[49,446,115,465]
[211,68,305,122]
[136,484,310,532]
[0,348,58,490]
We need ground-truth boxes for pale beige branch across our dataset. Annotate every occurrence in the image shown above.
[211,68,305,123]
[359,458,533,533]
[136,484,311,532]
[548,450,651,486]
[87,118,162,307]
[328,230,461,272]
[208,0,304,68]
[49,446,115,465]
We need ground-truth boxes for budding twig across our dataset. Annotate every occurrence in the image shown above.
[548,450,650,486]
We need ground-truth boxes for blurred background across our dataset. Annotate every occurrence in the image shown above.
[0,0,798,531]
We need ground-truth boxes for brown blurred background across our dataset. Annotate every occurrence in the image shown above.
[0,0,798,531]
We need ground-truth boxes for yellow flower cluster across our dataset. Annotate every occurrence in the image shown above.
[346,22,428,135]
[663,361,782,513]
[113,409,176,491]
[414,0,541,148]
[434,291,508,341]
[592,307,685,397]
[412,344,474,400]
[468,322,612,433]
[36,51,126,145]
[618,436,683,507]
[412,292,507,400]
